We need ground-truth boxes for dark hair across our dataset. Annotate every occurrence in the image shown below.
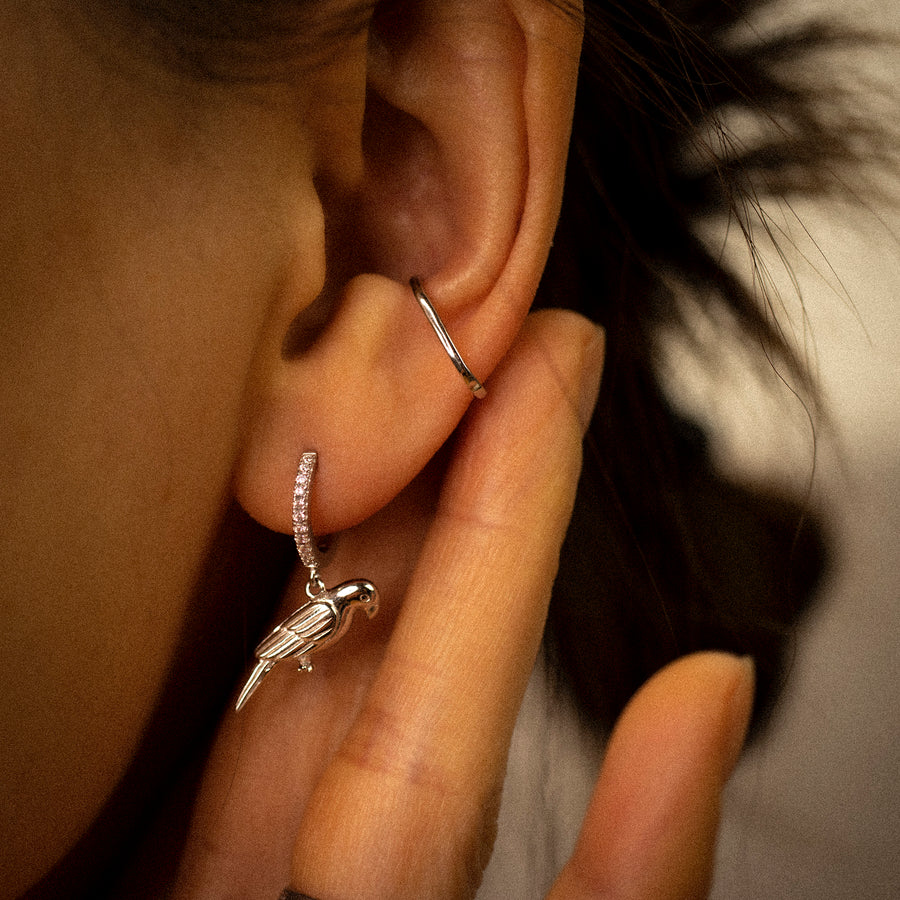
[541,0,883,736]
[87,0,376,80]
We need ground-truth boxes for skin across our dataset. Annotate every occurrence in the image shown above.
[0,0,754,897]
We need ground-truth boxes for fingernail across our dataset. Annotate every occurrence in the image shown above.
[577,324,605,433]
[722,655,755,779]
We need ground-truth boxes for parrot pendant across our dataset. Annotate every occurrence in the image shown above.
[235,579,379,711]
[235,452,380,711]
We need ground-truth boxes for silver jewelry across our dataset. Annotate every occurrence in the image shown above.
[235,452,380,711]
[410,276,487,399]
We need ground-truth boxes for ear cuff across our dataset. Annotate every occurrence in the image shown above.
[410,277,487,399]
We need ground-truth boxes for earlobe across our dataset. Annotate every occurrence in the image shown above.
[234,0,583,538]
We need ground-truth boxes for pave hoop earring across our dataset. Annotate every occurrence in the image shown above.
[235,452,380,711]
[410,277,487,399]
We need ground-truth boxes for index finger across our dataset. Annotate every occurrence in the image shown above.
[291,310,604,899]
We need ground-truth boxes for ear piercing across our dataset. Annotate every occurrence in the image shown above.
[410,277,487,399]
[235,452,380,711]
[237,281,482,710]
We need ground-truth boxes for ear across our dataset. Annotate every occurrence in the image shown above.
[235,0,583,536]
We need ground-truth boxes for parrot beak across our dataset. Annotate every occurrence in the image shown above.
[360,582,380,618]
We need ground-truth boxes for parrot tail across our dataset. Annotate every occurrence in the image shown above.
[235,659,276,712]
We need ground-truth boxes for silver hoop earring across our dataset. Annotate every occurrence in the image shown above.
[235,452,380,711]
[410,277,487,399]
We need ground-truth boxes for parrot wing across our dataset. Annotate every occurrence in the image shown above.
[254,600,337,660]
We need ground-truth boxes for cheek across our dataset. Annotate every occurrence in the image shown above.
[0,12,327,888]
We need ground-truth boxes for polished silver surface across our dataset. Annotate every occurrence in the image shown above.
[410,277,487,399]
[235,579,379,711]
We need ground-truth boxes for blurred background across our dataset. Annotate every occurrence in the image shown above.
[481,1,899,896]
[689,0,900,895]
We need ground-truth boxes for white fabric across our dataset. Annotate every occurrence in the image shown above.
[477,657,601,899]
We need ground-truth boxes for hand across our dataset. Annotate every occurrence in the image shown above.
[288,308,604,898]
[176,310,753,900]
[547,651,754,900]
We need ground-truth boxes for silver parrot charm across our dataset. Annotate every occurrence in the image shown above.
[235,452,380,712]
[235,579,379,711]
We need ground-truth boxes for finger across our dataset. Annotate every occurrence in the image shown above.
[549,652,755,900]
[291,309,605,899]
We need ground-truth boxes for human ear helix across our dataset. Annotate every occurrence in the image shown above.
[235,452,379,712]
[410,277,486,399]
